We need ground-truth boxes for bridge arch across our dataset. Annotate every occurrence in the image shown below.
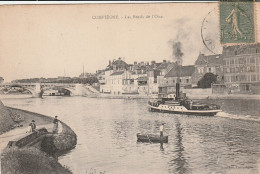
[6,84,43,98]
[57,87,73,96]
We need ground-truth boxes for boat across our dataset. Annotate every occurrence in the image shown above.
[148,83,222,116]
[137,133,168,143]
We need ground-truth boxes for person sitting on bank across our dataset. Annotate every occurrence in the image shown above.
[28,120,36,132]
[160,123,165,137]
[52,116,59,134]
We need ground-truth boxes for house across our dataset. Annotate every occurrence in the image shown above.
[109,70,134,95]
[192,53,224,87]
[158,65,195,94]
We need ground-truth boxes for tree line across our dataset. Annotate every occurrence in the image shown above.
[12,77,99,85]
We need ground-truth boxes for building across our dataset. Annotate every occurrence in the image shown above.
[108,70,134,95]
[222,43,260,93]
[99,58,174,95]
[192,53,224,87]
[147,68,161,94]
[158,65,195,94]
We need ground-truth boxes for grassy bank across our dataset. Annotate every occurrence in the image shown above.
[1,147,72,174]
[0,100,77,173]
[0,100,15,134]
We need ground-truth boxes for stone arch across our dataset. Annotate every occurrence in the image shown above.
[8,84,43,98]
[58,88,73,96]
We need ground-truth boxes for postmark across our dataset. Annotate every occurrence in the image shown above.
[219,0,256,45]
[201,8,222,55]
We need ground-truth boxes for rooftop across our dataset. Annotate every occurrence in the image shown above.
[111,71,124,76]
[195,54,223,66]
[164,65,195,78]
[136,76,148,81]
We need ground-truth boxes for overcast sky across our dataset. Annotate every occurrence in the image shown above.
[0,3,259,82]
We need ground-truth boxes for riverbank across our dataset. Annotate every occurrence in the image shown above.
[0,100,77,174]
[1,147,72,174]
[188,94,260,100]
[91,93,260,100]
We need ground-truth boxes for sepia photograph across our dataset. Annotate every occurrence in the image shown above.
[0,2,260,174]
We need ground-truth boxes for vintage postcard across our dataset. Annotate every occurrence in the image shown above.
[0,2,260,174]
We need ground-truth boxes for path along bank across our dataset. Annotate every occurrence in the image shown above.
[0,100,77,174]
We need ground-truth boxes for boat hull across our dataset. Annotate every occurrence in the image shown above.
[149,105,221,116]
[137,133,168,143]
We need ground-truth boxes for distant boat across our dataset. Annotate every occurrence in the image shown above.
[136,133,168,143]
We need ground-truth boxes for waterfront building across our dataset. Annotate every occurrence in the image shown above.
[100,69,113,93]
[222,43,260,93]
[192,53,224,87]
[147,68,161,94]
[158,65,195,94]
[99,58,175,95]
[109,70,134,95]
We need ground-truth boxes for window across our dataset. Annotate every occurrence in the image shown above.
[173,80,175,83]
[186,79,189,83]
[225,60,230,66]
[208,68,211,72]
[251,75,257,81]
[235,76,239,81]
[250,57,255,63]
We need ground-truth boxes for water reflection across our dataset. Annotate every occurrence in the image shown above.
[168,118,189,174]
[160,143,164,151]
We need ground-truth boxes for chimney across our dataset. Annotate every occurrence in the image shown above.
[176,82,180,99]
[163,60,166,63]
[134,61,137,65]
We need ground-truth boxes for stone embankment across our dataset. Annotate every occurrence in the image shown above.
[0,100,77,173]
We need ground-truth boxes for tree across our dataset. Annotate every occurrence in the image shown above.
[197,73,217,88]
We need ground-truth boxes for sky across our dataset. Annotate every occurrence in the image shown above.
[0,3,259,82]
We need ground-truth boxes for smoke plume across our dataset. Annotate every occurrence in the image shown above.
[169,40,184,65]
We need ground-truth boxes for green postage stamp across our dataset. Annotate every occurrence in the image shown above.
[219,0,256,45]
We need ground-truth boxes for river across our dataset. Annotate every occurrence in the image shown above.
[1,95,260,174]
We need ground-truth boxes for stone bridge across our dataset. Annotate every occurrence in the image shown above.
[0,83,100,98]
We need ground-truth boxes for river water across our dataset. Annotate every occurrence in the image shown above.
[1,95,260,174]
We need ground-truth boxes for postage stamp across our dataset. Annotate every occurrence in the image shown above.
[219,0,256,45]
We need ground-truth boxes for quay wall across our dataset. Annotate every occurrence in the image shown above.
[1,102,77,174]
[5,107,77,152]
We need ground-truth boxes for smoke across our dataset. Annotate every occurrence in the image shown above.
[168,18,189,65]
[169,41,184,65]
